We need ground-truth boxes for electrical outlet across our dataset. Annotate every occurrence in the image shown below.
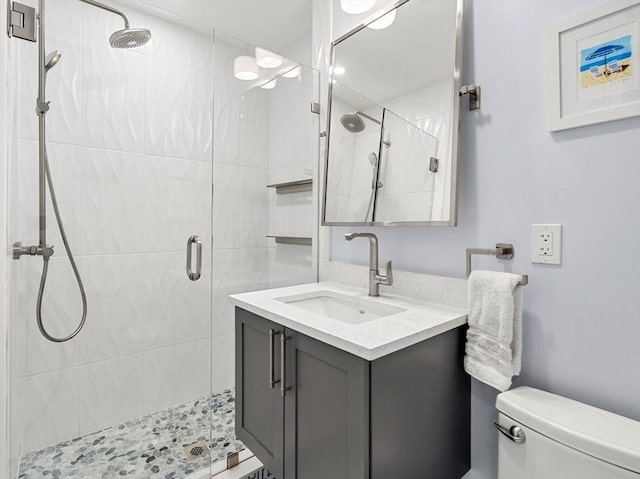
[531,224,562,265]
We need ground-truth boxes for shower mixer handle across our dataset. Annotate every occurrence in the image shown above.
[13,241,54,260]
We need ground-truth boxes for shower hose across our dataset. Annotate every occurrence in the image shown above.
[36,144,87,342]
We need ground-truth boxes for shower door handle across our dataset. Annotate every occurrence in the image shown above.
[186,235,202,281]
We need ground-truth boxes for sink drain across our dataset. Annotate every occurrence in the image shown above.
[183,441,210,460]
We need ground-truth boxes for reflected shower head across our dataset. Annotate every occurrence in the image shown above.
[109,27,152,49]
[340,112,366,133]
[44,51,61,71]
[339,111,382,133]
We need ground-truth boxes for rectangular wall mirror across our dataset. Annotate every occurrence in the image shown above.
[322,0,464,226]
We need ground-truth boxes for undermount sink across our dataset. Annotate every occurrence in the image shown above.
[276,290,405,324]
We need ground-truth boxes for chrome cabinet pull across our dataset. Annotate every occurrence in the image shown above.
[280,334,291,397]
[494,422,526,444]
[269,329,281,388]
[186,235,202,281]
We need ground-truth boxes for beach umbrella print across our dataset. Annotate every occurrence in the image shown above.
[585,44,624,75]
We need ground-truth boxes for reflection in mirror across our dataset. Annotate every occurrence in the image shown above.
[325,84,384,223]
[376,109,439,222]
[323,0,463,226]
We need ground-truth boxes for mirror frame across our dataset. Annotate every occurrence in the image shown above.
[322,0,464,227]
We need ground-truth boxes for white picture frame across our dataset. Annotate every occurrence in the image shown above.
[546,1,640,131]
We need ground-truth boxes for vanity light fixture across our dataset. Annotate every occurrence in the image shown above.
[340,0,376,15]
[260,78,278,89]
[367,9,396,30]
[282,65,301,78]
[255,47,283,68]
[234,56,259,80]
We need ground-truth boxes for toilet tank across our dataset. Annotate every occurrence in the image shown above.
[496,387,640,479]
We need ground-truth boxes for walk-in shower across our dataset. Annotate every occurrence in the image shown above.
[12,0,151,343]
[7,2,319,477]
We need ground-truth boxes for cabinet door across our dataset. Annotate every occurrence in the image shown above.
[370,326,470,479]
[235,308,285,478]
[283,330,369,479]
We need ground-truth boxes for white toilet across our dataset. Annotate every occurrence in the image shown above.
[496,386,640,478]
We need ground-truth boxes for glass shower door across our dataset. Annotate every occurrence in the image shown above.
[9,2,215,478]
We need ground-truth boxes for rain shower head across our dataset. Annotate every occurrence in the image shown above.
[339,111,382,133]
[340,112,366,133]
[109,28,152,49]
[80,0,151,49]
[44,50,61,71]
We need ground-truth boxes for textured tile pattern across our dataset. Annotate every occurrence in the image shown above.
[10,1,215,464]
[18,389,244,479]
[10,15,318,479]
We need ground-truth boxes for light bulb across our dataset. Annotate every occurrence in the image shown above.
[234,56,258,80]
[256,47,283,69]
[282,65,301,78]
[367,9,396,30]
[332,65,346,76]
[340,0,375,15]
[260,79,277,90]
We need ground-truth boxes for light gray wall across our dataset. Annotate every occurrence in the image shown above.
[329,1,640,478]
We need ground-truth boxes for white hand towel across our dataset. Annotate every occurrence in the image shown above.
[464,270,523,392]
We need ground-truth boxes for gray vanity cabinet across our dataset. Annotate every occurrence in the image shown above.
[235,309,285,479]
[283,327,369,479]
[235,307,470,479]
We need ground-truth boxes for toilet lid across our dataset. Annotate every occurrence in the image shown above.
[496,387,640,474]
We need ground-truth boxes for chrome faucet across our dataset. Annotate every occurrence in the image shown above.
[344,232,393,297]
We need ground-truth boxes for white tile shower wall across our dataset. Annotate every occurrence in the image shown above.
[266,62,318,289]
[211,34,271,357]
[10,1,215,457]
[377,80,454,221]
[324,98,358,221]
[370,80,453,221]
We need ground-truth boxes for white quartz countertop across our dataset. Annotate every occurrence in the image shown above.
[230,282,468,361]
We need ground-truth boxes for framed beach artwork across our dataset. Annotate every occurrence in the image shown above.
[546,1,640,131]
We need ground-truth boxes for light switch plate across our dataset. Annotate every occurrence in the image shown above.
[531,224,562,265]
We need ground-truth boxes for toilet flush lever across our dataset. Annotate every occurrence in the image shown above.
[494,423,526,444]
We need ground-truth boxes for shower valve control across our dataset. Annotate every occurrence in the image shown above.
[13,242,54,260]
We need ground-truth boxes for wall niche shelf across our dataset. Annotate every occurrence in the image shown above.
[267,178,312,194]
[266,235,312,246]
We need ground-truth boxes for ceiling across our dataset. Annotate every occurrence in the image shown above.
[138,0,312,52]
[334,0,458,106]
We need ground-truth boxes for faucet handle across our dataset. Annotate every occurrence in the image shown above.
[381,260,393,286]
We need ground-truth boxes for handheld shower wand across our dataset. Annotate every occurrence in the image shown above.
[13,0,151,343]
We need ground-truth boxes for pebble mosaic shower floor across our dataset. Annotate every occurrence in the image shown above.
[18,388,246,479]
